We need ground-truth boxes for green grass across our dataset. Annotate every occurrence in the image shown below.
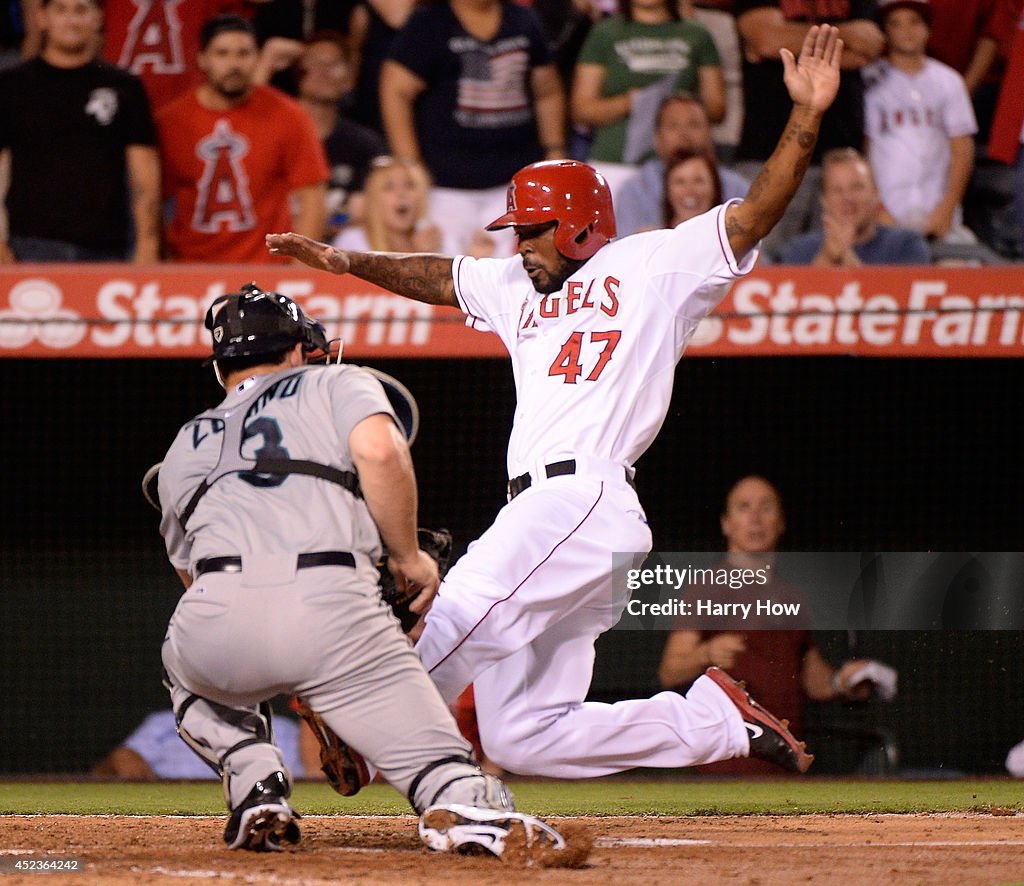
[2,779,1021,817]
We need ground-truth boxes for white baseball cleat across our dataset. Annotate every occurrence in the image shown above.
[418,803,566,858]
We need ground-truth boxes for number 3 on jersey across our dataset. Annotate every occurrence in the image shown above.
[240,417,289,487]
[548,330,621,384]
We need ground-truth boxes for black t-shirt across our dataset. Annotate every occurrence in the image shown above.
[352,7,399,134]
[387,2,551,189]
[0,58,157,250]
[734,0,875,163]
[323,116,388,222]
[251,0,357,42]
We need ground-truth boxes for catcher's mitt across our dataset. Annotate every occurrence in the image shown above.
[379,528,453,633]
[294,699,370,796]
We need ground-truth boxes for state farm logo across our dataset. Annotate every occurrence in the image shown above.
[0,279,85,349]
[0,276,437,354]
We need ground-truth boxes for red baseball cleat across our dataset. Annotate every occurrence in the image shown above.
[705,666,814,773]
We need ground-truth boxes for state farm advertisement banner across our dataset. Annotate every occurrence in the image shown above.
[689,266,1024,357]
[1,265,1022,358]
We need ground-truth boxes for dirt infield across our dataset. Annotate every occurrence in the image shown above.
[2,813,1023,885]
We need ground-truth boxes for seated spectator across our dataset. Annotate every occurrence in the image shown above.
[295,31,388,238]
[658,475,897,775]
[779,147,931,266]
[863,0,994,258]
[661,148,722,229]
[1006,736,1024,777]
[157,13,328,263]
[0,0,160,263]
[616,94,748,236]
[380,0,565,257]
[571,0,724,198]
[93,709,309,780]
[333,156,459,254]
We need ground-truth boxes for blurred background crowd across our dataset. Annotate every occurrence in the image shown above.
[0,0,1022,268]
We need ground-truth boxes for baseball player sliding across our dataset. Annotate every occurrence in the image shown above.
[158,284,570,857]
[268,25,843,779]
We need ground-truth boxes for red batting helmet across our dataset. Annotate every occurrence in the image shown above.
[486,160,616,261]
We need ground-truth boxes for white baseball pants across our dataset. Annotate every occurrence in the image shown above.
[415,473,749,777]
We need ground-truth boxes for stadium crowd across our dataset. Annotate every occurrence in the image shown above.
[0,0,1021,265]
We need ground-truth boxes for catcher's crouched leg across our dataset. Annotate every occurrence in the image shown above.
[411,757,576,862]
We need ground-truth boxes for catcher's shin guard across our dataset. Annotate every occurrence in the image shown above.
[408,755,513,814]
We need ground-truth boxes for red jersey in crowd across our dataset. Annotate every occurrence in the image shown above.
[157,85,328,263]
[101,0,248,111]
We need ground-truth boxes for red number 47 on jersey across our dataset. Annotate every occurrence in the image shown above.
[548,331,621,384]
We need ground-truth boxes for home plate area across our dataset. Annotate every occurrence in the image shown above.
[1,813,1023,885]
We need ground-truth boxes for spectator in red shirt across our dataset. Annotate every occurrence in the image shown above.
[101,0,247,112]
[658,476,895,774]
[156,13,328,263]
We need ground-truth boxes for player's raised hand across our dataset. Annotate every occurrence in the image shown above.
[266,232,351,275]
[780,24,842,115]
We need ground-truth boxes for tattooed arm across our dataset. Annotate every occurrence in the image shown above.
[725,25,843,262]
[265,233,459,308]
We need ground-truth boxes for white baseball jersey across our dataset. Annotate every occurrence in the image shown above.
[453,202,757,479]
[863,58,977,229]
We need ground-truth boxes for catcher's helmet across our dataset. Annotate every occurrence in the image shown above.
[205,282,328,362]
[486,160,616,261]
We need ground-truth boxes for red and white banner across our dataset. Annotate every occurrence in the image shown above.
[1,264,1022,358]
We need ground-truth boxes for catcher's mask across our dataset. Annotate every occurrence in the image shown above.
[204,283,328,364]
[485,160,616,261]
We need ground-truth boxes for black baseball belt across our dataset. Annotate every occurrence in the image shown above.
[507,459,636,500]
[194,551,356,577]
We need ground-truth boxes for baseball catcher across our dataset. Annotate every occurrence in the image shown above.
[143,340,452,798]
[152,283,576,861]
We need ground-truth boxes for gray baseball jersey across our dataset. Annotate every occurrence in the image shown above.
[158,361,477,810]
[159,363,396,572]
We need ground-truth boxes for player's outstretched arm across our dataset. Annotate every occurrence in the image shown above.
[265,232,459,308]
[725,25,843,261]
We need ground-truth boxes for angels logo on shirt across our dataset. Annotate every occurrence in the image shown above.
[192,120,257,233]
[85,88,119,125]
[117,0,186,75]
